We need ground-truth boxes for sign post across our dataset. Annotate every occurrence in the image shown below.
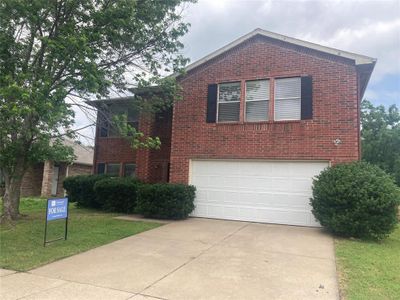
[44,197,69,247]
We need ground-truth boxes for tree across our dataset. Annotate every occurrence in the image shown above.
[0,0,193,221]
[361,99,400,185]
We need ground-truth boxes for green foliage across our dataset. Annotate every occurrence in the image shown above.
[335,227,400,299]
[361,100,400,185]
[112,113,161,150]
[0,0,193,219]
[311,161,400,240]
[63,175,108,208]
[94,177,141,213]
[137,183,196,219]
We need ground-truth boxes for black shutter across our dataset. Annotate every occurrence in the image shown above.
[206,84,218,123]
[301,76,313,120]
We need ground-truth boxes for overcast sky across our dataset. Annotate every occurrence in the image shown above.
[74,0,400,145]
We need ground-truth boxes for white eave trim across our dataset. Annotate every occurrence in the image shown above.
[184,28,376,73]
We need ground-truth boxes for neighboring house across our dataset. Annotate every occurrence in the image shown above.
[89,29,375,227]
[20,139,94,198]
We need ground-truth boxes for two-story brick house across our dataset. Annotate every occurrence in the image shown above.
[90,29,375,226]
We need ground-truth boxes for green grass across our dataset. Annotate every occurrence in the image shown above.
[335,226,400,300]
[0,198,161,271]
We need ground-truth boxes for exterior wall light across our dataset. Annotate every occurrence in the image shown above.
[333,138,342,146]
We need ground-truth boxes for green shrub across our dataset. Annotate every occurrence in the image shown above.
[63,175,108,208]
[137,183,196,219]
[94,177,141,213]
[311,161,400,240]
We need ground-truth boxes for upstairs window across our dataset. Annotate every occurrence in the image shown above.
[217,82,241,122]
[99,104,139,137]
[245,80,269,122]
[206,76,312,124]
[274,77,301,120]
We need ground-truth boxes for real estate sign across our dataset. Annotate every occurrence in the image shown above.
[47,198,68,221]
[44,197,69,246]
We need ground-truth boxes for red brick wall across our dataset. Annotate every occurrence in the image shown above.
[94,109,172,182]
[21,163,44,197]
[19,162,93,198]
[94,137,136,167]
[147,109,173,183]
[169,36,360,183]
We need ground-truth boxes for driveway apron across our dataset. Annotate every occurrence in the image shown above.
[1,218,339,299]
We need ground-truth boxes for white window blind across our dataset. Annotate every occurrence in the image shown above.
[274,77,301,120]
[245,80,269,122]
[218,82,241,122]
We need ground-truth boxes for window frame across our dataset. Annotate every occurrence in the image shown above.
[123,163,136,177]
[216,81,241,123]
[97,163,106,174]
[244,79,270,122]
[106,163,121,176]
[98,105,139,138]
[273,76,302,121]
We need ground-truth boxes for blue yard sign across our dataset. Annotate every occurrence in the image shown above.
[44,197,69,246]
[46,198,68,221]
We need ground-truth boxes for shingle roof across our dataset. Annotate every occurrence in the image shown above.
[63,139,94,165]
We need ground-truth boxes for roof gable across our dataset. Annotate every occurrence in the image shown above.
[184,28,376,74]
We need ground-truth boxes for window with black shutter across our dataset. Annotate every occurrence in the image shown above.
[217,82,241,122]
[274,77,301,121]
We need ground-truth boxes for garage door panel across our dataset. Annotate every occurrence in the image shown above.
[196,190,208,201]
[238,162,270,176]
[190,160,327,227]
[191,174,209,187]
[193,203,314,226]
[202,176,313,194]
[203,190,311,210]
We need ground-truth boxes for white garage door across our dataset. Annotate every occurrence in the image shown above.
[190,160,329,227]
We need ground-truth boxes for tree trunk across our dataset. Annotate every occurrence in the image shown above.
[1,167,24,222]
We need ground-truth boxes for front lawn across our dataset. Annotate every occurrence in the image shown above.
[335,226,400,300]
[0,198,161,271]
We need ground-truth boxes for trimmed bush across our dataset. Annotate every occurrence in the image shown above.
[63,175,108,208]
[137,183,196,219]
[311,161,400,240]
[94,177,141,213]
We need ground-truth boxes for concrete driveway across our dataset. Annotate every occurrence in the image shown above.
[1,218,339,300]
